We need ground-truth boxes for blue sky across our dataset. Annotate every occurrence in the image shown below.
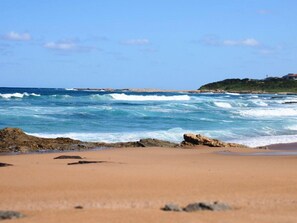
[0,0,296,89]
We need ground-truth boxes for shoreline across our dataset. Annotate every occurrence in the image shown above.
[1,127,297,155]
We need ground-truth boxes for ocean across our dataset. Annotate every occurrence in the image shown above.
[1,87,297,147]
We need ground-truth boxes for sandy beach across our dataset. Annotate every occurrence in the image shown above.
[1,146,297,223]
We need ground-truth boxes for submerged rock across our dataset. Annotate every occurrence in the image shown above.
[181,133,247,148]
[0,211,24,220]
[183,201,231,212]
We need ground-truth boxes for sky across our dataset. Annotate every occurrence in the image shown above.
[0,0,296,89]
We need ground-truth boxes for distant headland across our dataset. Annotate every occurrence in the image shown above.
[73,73,297,94]
[198,73,297,94]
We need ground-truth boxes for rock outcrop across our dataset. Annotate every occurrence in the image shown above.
[0,128,179,153]
[183,201,231,212]
[181,133,247,148]
[0,128,247,153]
[0,127,96,153]
[137,138,178,147]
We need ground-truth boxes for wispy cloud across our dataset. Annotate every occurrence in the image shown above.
[43,40,97,53]
[201,36,260,47]
[0,43,12,55]
[44,41,76,50]
[140,47,158,53]
[2,31,31,41]
[121,38,150,46]
[200,35,282,56]
[223,38,260,47]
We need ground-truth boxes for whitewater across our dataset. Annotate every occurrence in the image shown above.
[1,87,297,147]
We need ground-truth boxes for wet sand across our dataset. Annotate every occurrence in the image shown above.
[1,147,297,223]
[267,142,297,151]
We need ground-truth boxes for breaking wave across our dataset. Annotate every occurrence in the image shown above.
[29,128,188,143]
[238,108,297,117]
[232,134,297,147]
[109,93,191,101]
[213,102,232,108]
[0,92,41,99]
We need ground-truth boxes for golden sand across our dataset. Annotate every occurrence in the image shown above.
[1,147,297,223]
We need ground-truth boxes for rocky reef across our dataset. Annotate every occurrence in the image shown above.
[0,128,247,153]
[0,128,179,153]
[181,133,247,148]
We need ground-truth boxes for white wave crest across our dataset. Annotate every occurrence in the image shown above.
[231,134,297,147]
[0,92,41,99]
[109,93,191,101]
[285,125,297,131]
[213,102,232,108]
[238,108,297,117]
[225,92,240,96]
[29,128,187,143]
[252,100,268,106]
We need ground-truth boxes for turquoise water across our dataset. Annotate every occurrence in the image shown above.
[1,87,297,147]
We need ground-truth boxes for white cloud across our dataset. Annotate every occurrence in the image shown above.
[201,36,260,47]
[223,38,260,47]
[2,31,31,41]
[44,41,76,50]
[121,38,150,45]
[43,40,97,53]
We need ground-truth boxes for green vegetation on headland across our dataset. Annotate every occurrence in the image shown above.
[199,77,297,94]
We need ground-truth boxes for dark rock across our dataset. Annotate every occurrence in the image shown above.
[0,162,13,167]
[67,160,107,165]
[54,155,82,159]
[0,127,85,153]
[0,211,24,220]
[0,127,179,153]
[183,201,231,212]
[256,146,268,150]
[282,101,297,104]
[162,203,182,212]
[74,206,83,209]
[137,138,179,147]
[181,133,247,148]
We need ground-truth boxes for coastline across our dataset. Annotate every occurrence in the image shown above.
[73,87,297,95]
[2,127,297,154]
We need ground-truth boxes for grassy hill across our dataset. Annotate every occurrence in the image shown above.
[199,78,297,93]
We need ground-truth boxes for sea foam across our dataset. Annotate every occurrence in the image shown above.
[238,108,297,117]
[0,92,40,99]
[109,93,191,101]
[213,102,232,108]
[29,128,187,143]
[231,134,297,147]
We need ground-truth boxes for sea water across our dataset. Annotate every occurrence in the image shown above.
[1,87,297,147]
